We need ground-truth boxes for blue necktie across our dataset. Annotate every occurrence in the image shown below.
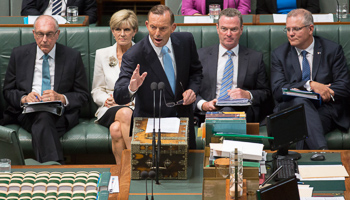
[42,54,51,95]
[52,0,62,15]
[301,50,311,82]
[161,46,175,94]
[218,50,234,100]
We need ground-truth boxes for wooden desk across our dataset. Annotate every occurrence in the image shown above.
[266,150,350,200]
[0,16,89,27]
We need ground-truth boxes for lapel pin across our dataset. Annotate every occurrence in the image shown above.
[317,52,321,54]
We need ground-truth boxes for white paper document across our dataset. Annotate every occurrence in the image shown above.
[108,176,119,193]
[28,15,68,24]
[298,185,313,198]
[298,165,349,179]
[146,117,180,133]
[273,14,334,23]
[184,16,213,23]
[211,140,264,160]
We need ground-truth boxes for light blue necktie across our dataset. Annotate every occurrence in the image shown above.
[161,46,175,94]
[42,54,51,95]
[301,50,311,82]
[52,0,62,15]
[218,50,234,100]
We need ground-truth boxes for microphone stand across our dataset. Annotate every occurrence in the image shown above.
[150,82,157,170]
[156,82,164,185]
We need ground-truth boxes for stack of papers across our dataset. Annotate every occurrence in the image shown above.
[210,140,264,161]
[298,165,349,180]
[216,98,252,106]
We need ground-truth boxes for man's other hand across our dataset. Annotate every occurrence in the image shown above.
[202,99,218,111]
[182,89,196,105]
[310,81,334,102]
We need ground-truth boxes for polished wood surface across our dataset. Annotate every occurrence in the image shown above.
[266,150,350,199]
[0,16,89,27]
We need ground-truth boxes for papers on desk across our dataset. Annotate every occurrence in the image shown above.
[210,140,264,161]
[108,176,119,193]
[146,117,180,133]
[27,15,68,24]
[184,16,214,23]
[298,184,313,198]
[273,14,334,23]
[298,165,349,179]
[215,98,252,106]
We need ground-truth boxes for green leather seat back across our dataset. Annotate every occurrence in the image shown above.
[0,125,25,165]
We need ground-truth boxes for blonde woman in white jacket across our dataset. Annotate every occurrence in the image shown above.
[91,10,138,164]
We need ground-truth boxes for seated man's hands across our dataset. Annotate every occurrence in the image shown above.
[22,92,41,103]
[182,89,196,105]
[42,90,66,104]
[310,81,334,102]
[202,99,218,111]
[227,88,251,99]
[129,64,147,92]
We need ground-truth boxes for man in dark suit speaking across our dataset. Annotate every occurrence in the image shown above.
[2,15,89,163]
[114,5,203,149]
[21,0,97,24]
[196,8,271,123]
[271,9,350,149]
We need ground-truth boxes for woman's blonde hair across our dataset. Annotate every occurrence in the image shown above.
[110,9,138,32]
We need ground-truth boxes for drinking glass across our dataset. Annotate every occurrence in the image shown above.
[336,3,348,19]
[0,158,11,173]
[209,4,221,20]
[67,6,78,22]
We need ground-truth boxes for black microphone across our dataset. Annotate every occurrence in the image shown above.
[336,0,340,22]
[141,171,149,200]
[149,171,156,200]
[156,82,165,185]
[150,82,158,168]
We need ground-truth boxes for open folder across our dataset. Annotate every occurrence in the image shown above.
[282,88,322,107]
[22,101,64,116]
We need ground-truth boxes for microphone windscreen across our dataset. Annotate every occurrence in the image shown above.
[141,171,149,179]
[158,82,165,90]
[151,82,158,91]
[148,171,156,179]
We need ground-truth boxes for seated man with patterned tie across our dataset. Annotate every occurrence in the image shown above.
[271,9,350,149]
[2,15,89,164]
[114,5,203,149]
[195,8,271,123]
[21,0,97,24]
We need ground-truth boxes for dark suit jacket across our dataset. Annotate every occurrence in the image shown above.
[21,0,97,24]
[196,44,271,122]
[271,36,350,130]
[3,42,89,130]
[114,32,203,148]
[256,0,320,14]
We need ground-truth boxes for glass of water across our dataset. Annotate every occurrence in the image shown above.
[209,4,221,21]
[0,158,11,173]
[67,6,79,22]
[336,3,348,19]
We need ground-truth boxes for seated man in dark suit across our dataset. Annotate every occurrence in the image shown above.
[114,5,203,149]
[196,8,271,123]
[271,9,350,149]
[21,0,97,24]
[2,15,89,163]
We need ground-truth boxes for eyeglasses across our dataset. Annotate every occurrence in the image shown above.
[283,25,310,33]
[114,28,133,34]
[35,30,58,39]
[163,82,185,107]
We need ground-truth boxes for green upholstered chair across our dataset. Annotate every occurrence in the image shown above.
[0,125,60,165]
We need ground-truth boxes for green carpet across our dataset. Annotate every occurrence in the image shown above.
[129,152,204,200]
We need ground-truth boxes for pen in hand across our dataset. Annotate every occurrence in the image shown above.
[330,94,335,102]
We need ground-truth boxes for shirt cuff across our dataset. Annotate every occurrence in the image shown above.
[304,80,312,91]
[197,99,207,111]
[248,91,253,102]
[63,95,69,106]
[128,85,137,96]
[20,95,27,107]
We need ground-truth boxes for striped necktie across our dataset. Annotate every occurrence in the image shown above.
[42,54,51,95]
[301,50,311,81]
[218,50,234,100]
[161,46,175,94]
[52,0,62,15]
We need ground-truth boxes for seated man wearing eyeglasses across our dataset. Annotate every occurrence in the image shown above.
[2,15,89,164]
[271,9,350,150]
[195,8,271,123]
